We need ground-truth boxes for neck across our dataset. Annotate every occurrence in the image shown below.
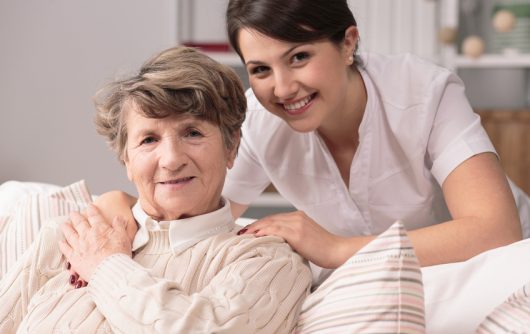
[317,67,367,149]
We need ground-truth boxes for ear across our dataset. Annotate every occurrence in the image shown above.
[226,132,241,169]
[342,25,359,64]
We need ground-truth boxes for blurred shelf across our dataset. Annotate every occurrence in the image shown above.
[205,51,242,67]
[252,192,292,207]
[454,54,530,68]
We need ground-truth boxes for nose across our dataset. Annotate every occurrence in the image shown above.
[273,69,298,100]
[158,138,187,171]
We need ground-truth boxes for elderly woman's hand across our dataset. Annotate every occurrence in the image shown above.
[59,204,134,284]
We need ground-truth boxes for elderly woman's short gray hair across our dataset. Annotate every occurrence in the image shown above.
[94,46,247,163]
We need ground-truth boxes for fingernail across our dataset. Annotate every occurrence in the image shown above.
[69,275,76,285]
[237,228,247,235]
[83,281,89,287]
[75,281,83,289]
[65,261,71,270]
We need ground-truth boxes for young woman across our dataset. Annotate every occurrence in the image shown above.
[96,0,526,285]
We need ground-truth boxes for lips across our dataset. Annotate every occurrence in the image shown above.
[282,93,316,115]
[159,176,194,185]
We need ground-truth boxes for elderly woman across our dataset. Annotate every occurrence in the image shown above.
[0,46,311,333]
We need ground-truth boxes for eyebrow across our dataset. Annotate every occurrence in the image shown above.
[245,44,304,66]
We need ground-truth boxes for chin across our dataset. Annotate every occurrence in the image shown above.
[286,120,318,133]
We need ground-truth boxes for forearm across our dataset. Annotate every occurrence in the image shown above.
[89,250,311,333]
[408,214,521,266]
[0,219,67,332]
[338,214,521,268]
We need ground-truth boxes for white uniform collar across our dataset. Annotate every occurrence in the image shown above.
[131,198,235,254]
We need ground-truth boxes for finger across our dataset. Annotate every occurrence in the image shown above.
[69,211,91,234]
[244,217,278,234]
[86,203,110,228]
[69,272,79,286]
[60,223,79,249]
[64,261,78,277]
[124,218,138,242]
[59,239,74,260]
[112,215,128,231]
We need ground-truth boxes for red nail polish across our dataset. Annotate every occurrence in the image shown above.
[75,281,83,289]
[237,228,248,235]
[65,262,71,270]
[69,275,76,285]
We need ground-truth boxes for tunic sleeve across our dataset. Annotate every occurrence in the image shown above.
[427,72,496,184]
[222,89,272,205]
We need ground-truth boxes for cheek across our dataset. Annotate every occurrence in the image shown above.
[249,79,271,102]
[128,154,156,183]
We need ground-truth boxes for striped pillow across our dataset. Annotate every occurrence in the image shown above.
[476,281,530,333]
[0,180,92,278]
[296,221,425,334]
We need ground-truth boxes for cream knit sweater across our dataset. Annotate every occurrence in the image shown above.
[0,211,311,333]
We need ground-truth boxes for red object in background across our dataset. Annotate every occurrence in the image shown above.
[181,42,232,52]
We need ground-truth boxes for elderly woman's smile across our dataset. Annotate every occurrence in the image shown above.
[123,102,236,221]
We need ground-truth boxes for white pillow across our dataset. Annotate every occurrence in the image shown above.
[296,221,425,333]
[0,181,61,217]
[423,238,530,333]
[0,180,92,278]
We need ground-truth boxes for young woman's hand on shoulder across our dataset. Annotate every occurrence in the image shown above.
[240,211,372,268]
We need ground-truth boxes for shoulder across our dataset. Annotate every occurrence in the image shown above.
[361,52,455,108]
[212,232,309,269]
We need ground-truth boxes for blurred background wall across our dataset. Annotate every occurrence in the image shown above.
[0,0,178,195]
[1,0,529,206]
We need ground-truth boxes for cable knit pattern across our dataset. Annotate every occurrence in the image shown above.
[0,218,311,333]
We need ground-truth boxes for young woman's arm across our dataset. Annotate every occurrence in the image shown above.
[229,200,249,220]
[242,152,522,268]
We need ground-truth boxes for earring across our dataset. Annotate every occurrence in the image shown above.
[348,55,354,65]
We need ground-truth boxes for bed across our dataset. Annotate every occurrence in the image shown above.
[1,180,530,333]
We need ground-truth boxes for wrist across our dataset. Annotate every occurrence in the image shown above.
[335,235,373,267]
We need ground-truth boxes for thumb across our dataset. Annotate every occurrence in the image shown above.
[112,215,127,230]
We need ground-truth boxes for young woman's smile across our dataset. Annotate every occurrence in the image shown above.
[238,27,360,134]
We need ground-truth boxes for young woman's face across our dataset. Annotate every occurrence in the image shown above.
[238,28,357,133]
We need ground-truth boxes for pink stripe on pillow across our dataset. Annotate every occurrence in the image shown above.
[0,180,92,278]
[476,281,530,333]
[296,221,425,334]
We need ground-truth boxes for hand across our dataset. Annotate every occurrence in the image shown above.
[59,204,134,282]
[239,211,359,269]
[93,190,138,240]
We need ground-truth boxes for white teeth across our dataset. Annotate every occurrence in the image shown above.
[284,95,312,110]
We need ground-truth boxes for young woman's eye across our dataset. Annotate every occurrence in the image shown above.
[140,136,157,145]
[292,52,310,63]
[249,65,269,75]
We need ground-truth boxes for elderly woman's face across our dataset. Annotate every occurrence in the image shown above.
[123,103,237,221]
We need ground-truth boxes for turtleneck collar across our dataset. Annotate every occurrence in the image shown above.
[131,198,236,254]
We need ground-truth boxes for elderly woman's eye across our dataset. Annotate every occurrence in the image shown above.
[186,129,203,138]
[140,137,156,145]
